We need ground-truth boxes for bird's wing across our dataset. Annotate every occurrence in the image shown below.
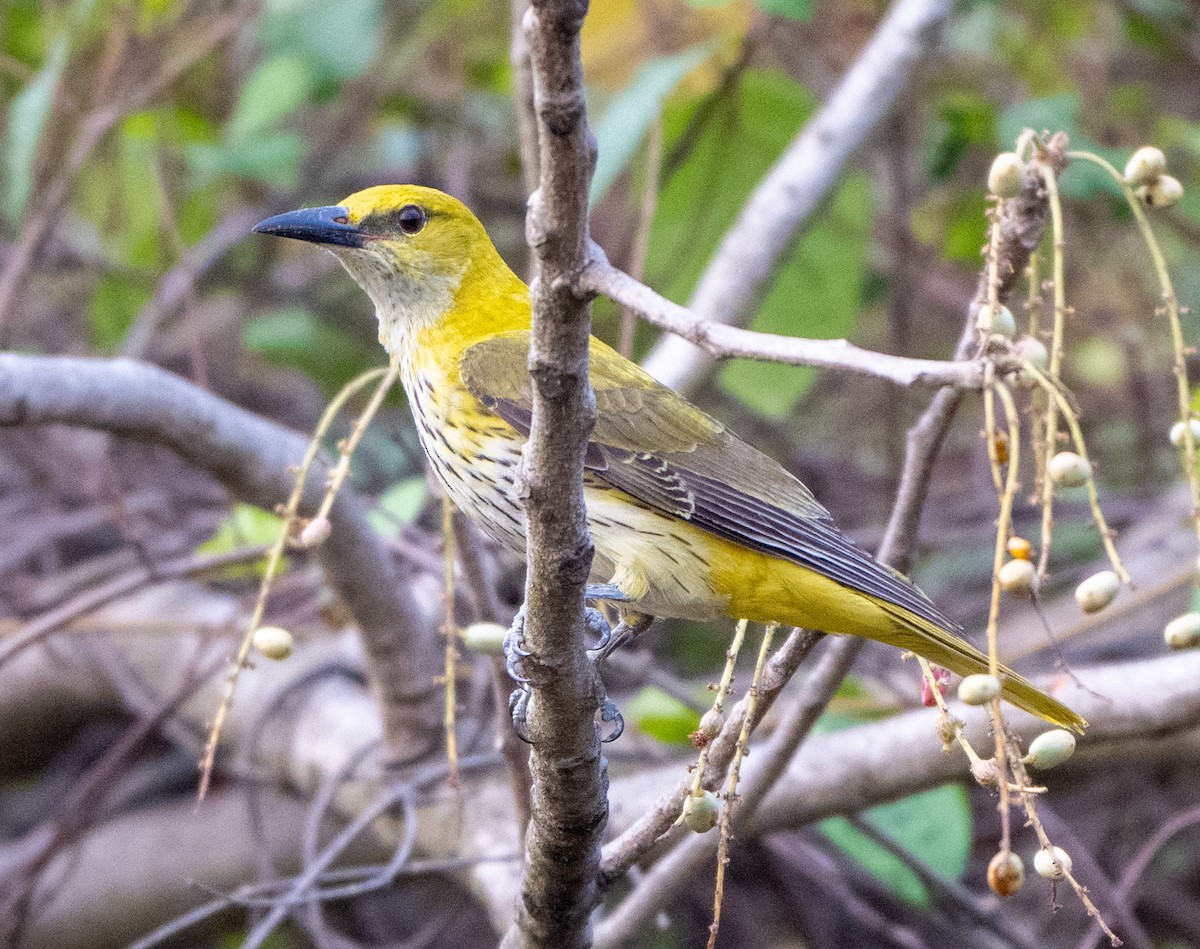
[458,330,953,630]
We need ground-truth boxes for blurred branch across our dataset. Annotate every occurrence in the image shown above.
[17,789,344,949]
[510,0,541,199]
[505,0,606,944]
[597,652,1200,947]
[1077,802,1200,949]
[0,354,440,753]
[746,651,1200,831]
[639,0,955,394]
[8,603,1198,948]
[0,545,267,669]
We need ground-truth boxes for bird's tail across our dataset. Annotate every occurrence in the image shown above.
[876,601,1086,733]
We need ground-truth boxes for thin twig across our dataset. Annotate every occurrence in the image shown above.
[580,253,992,389]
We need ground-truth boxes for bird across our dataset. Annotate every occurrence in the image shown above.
[253,184,1085,732]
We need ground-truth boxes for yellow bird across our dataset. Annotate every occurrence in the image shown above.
[254,185,1084,732]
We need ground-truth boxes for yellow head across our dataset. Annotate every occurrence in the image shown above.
[254,185,526,355]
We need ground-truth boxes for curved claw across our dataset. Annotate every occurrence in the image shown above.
[597,697,624,743]
[585,607,613,654]
[509,687,533,743]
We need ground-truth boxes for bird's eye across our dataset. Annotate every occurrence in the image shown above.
[397,204,426,235]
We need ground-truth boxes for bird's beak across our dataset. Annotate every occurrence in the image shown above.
[252,205,365,248]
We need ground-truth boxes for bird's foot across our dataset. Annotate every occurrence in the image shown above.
[502,605,530,683]
[503,606,534,742]
[503,599,643,744]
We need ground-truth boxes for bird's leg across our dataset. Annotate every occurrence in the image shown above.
[582,582,630,654]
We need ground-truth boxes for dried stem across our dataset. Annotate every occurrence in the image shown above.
[1007,741,1123,946]
[1037,161,1068,578]
[708,622,776,949]
[1023,363,1130,582]
[681,619,748,815]
[1068,149,1200,559]
[198,365,396,799]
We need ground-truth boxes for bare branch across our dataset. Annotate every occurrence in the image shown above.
[507,0,606,945]
[640,0,954,393]
[580,250,988,389]
[0,354,440,752]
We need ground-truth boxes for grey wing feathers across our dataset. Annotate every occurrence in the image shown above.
[597,443,960,635]
[459,331,958,634]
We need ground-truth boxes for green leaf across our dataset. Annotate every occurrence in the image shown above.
[2,0,97,222]
[589,44,713,206]
[626,686,698,745]
[189,133,306,188]
[226,55,316,144]
[4,39,66,223]
[90,274,152,353]
[198,503,286,578]
[819,783,972,906]
[202,504,287,550]
[647,69,867,418]
[368,477,429,533]
[754,0,812,21]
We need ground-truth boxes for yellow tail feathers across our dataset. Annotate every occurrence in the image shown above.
[877,602,1086,733]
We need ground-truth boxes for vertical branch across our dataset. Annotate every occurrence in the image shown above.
[512,0,605,946]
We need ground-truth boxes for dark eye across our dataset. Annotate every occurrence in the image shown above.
[397,204,426,235]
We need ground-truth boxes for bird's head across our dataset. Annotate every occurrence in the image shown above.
[254,185,523,354]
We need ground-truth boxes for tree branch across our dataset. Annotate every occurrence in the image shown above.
[507,0,606,945]
[0,354,440,754]
[640,0,954,393]
[580,249,991,389]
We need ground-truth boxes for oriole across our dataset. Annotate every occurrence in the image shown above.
[254,185,1084,732]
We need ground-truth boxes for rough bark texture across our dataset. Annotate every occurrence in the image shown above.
[509,0,607,946]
